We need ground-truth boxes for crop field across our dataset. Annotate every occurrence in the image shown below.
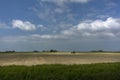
[0,52,120,66]
[0,52,120,80]
[0,63,120,80]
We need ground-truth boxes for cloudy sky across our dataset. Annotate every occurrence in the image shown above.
[0,0,120,51]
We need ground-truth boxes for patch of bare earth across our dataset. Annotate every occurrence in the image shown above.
[0,53,120,66]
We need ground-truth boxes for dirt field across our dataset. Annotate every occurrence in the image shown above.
[0,52,120,66]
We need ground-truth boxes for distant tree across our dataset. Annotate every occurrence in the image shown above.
[33,50,39,52]
[91,50,104,52]
[98,50,103,52]
[71,51,76,54]
[91,50,97,52]
[49,49,58,52]
[5,51,15,53]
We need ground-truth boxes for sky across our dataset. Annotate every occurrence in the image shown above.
[0,0,120,51]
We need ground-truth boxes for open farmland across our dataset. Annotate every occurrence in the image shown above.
[0,52,120,66]
[1,52,120,80]
[1,63,120,80]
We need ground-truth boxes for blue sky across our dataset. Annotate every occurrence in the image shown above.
[0,0,120,51]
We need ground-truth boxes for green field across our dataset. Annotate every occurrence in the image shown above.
[0,63,120,80]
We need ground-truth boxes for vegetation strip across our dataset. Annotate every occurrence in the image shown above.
[0,63,120,80]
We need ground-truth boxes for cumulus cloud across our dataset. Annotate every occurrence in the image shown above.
[12,20,36,31]
[1,17,120,51]
[9,17,120,40]
[10,17,119,40]
[30,17,120,39]
[61,17,120,38]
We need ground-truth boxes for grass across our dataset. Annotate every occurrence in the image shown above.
[0,63,120,80]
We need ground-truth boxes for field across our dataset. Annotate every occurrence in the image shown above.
[0,52,120,66]
[1,52,120,80]
[0,63,120,80]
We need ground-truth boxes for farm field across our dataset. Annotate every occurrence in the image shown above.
[1,52,120,80]
[0,63,120,80]
[0,52,120,66]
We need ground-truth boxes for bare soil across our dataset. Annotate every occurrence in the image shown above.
[0,52,120,66]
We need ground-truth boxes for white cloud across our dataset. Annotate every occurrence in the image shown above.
[41,0,90,4]
[8,17,120,41]
[37,25,48,31]
[23,17,120,39]
[32,34,59,39]
[31,33,70,40]
[70,0,90,3]
[40,0,90,7]
[12,20,36,31]
[2,17,120,51]
[76,17,120,31]
[61,17,120,38]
